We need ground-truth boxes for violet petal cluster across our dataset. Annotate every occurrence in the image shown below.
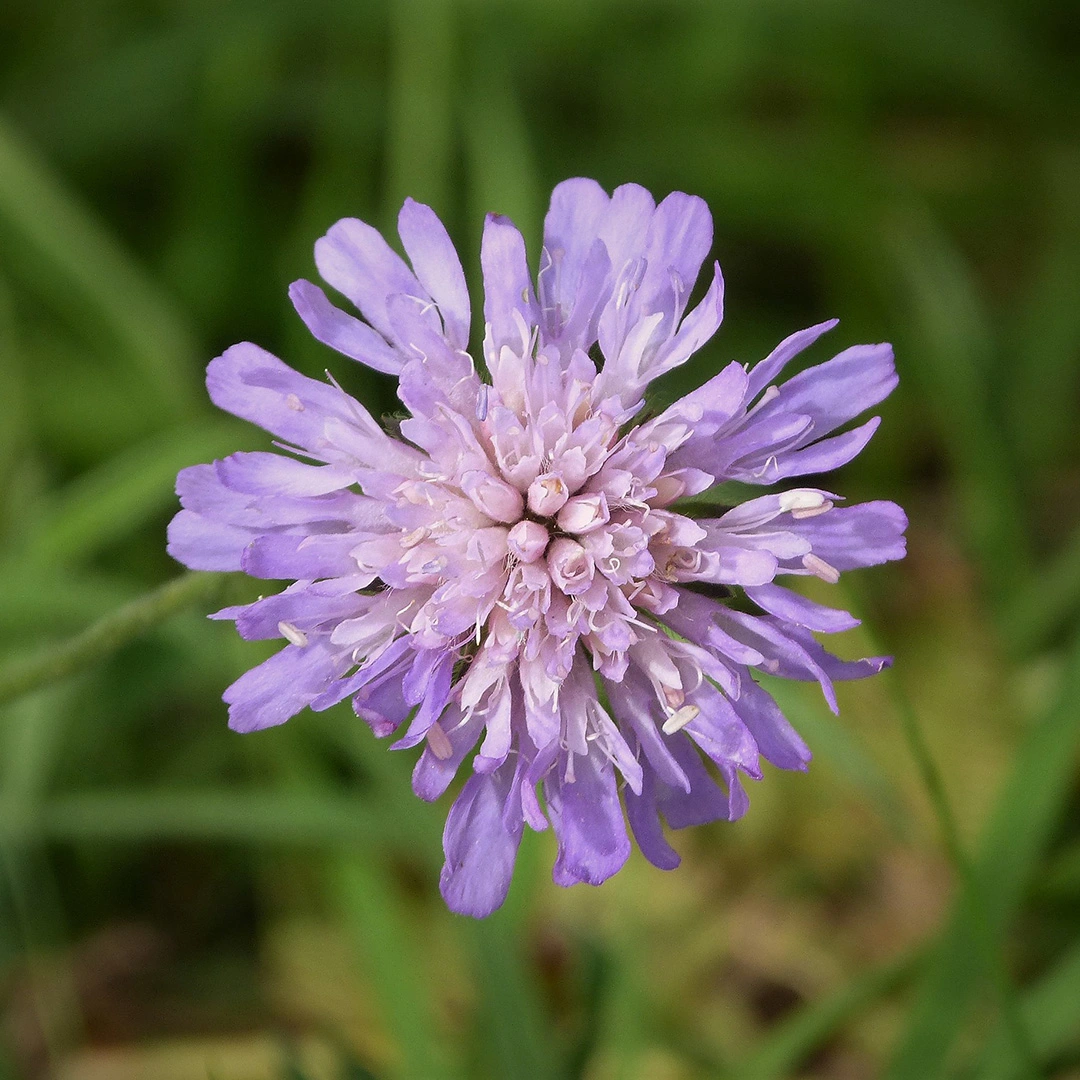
[169,179,906,917]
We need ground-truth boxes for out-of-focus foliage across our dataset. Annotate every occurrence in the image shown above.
[0,1,1078,1077]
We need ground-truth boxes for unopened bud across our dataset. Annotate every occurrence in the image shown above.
[548,538,593,595]
[462,470,524,524]
[508,520,549,563]
[557,492,609,534]
[527,473,570,517]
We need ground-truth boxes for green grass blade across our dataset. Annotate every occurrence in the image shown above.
[0,275,29,541]
[1038,840,1080,902]
[0,570,134,639]
[975,937,1080,1080]
[10,789,425,851]
[336,857,458,1080]
[882,208,1030,596]
[0,114,200,418]
[384,0,455,220]
[886,631,1080,1078]
[1008,147,1080,476]
[463,43,542,251]
[468,899,563,1080]
[12,419,242,569]
[0,686,84,1066]
[760,675,911,839]
[739,949,923,1080]
[1001,522,1080,656]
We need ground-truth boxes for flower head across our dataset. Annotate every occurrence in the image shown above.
[169,179,906,916]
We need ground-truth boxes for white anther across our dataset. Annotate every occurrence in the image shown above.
[661,703,700,735]
[779,489,827,514]
[278,621,308,647]
[792,501,834,519]
[802,553,841,584]
[564,752,577,784]
[401,528,427,549]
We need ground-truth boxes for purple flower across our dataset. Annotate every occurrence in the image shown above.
[168,179,906,917]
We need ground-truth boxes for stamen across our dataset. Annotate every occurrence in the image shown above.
[564,752,577,784]
[426,722,454,760]
[278,621,308,647]
[802,553,841,584]
[324,370,374,430]
[791,501,834,519]
[661,703,700,735]
[779,489,826,514]
[779,489,835,520]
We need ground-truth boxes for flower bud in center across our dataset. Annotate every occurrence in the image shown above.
[556,492,609,535]
[507,520,549,563]
[461,470,524,524]
[527,472,570,517]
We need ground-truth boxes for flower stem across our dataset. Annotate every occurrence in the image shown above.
[0,571,225,707]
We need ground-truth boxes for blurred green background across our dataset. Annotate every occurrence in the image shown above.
[1,0,1079,1077]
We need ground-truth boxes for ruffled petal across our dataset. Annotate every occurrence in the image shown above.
[540,178,611,343]
[756,343,897,440]
[745,319,838,400]
[240,531,363,580]
[757,416,881,480]
[624,764,681,870]
[641,261,725,386]
[289,280,404,374]
[223,642,346,732]
[745,583,860,633]
[787,501,908,571]
[440,761,523,917]
[412,704,486,802]
[314,216,431,345]
[654,735,733,828]
[481,214,539,359]
[166,508,250,571]
[206,343,387,460]
[732,677,812,771]
[546,749,631,887]
[211,578,369,641]
[397,198,471,351]
[215,451,358,496]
